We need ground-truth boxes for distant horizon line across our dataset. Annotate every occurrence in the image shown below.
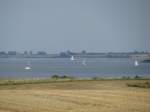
[0,50,150,54]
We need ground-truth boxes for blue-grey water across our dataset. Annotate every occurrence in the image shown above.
[0,58,150,78]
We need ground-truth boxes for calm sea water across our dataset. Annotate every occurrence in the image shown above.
[0,58,150,78]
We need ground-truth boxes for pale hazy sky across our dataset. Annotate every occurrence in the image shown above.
[0,0,150,53]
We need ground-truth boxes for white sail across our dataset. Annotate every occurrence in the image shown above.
[70,56,75,61]
[82,59,87,66]
[134,60,139,66]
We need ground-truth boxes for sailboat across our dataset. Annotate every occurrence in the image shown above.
[70,55,75,61]
[134,60,139,67]
[24,61,31,70]
[82,59,87,66]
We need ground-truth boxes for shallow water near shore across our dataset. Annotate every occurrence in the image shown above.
[0,58,150,78]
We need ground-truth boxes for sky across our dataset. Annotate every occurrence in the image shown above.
[0,0,150,53]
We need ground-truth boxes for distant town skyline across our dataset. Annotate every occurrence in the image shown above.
[0,0,150,53]
[1,50,150,59]
[0,50,150,55]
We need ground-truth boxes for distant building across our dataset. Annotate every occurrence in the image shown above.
[29,51,33,55]
[24,51,28,55]
[59,52,69,58]
[130,54,150,60]
[81,50,86,54]
[37,51,47,55]
[8,51,17,55]
[0,51,7,55]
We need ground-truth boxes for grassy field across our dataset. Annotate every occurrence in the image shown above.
[0,79,150,112]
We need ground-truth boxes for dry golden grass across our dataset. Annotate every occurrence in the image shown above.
[0,80,150,112]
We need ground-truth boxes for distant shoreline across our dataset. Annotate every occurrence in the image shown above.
[0,51,150,58]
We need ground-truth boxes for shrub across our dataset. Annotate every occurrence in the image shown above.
[134,75,142,79]
[121,76,130,80]
[51,75,74,80]
[51,75,60,79]
[127,81,150,88]
[92,77,99,80]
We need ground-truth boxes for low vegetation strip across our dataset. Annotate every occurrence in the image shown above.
[0,75,150,86]
[127,81,150,88]
[0,79,74,86]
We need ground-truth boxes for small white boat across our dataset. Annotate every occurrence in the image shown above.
[24,66,31,70]
[24,61,32,70]
[134,60,139,66]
